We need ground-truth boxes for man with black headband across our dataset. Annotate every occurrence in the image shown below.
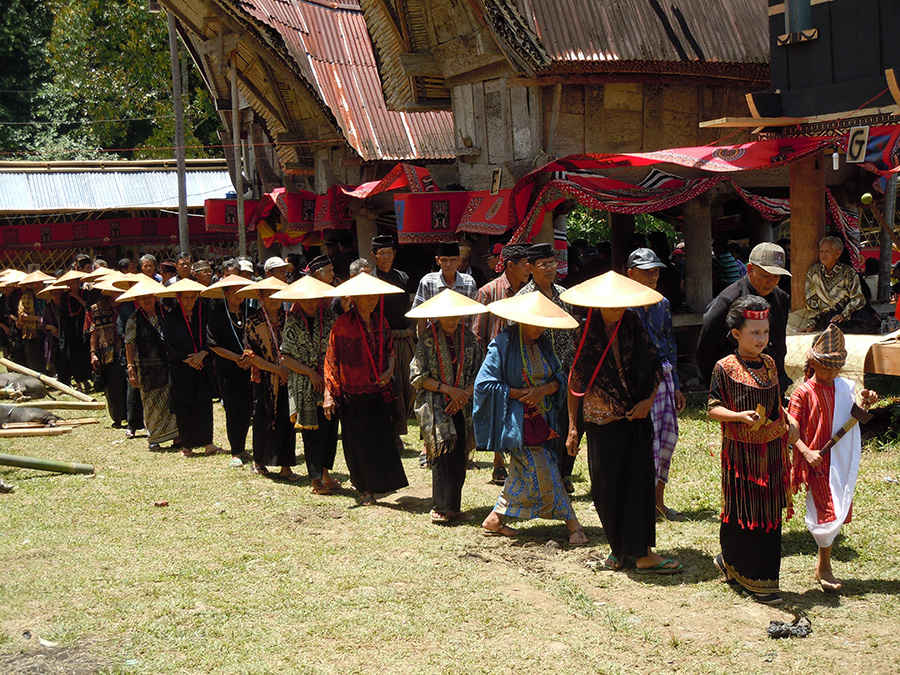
[472,243,531,484]
[516,242,579,493]
[307,255,335,286]
[372,235,415,431]
[411,240,477,338]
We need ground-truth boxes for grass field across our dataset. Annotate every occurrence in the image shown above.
[1,389,900,674]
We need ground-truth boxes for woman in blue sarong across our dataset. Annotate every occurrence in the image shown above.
[473,291,587,545]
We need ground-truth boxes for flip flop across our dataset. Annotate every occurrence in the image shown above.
[229,457,244,468]
[252,465,270,476]
[657,505,687,522]
[311,480,332,495]
[430,510,451,524]
[603,554,623,571]
[568,527,588,546]
[481,524,519,537]
[634,559,683,575]
[323,477,342,490]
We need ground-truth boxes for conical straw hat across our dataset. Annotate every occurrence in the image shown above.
[236,276,288,299]
[406,288,489,319]
[155,278,207,298]
[560,270,663,309]
[270,274,336,301]
[37,283,68,300]
[201,274,255,299]
[81,267,113,282]
[56,269,88,284]
[111,272,148,289]
[117,278,166,302]
[487,291,578,329]
[326,273,404,298]
[0,270,27,288]
[92,279,126,297]
[18,270,56,286]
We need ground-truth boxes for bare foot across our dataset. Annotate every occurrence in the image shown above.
[481,512,518,537]
[815,571,843,593]
[568,527,588,546]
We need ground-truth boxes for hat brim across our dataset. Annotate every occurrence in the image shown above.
[117,279,166,302]
[406,288,490,319]
[752,263,792,277]
[487,291,578,329]
[630,261,666,270]
[155,278,208,297]
[326,273,404,298]
[270,275,336,301]
[235,277,288,299]
[560,271,663,308]
[201,274,255,299]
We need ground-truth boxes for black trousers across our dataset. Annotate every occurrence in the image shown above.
[431,412,467,514]
[220,366,252,456]
[299,407,339,478]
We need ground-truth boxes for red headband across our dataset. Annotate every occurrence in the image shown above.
[742,309,768,320]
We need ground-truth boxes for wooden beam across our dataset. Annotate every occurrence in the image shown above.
[745,92,761,118]
[276,133,344,145]
[886,68,900,108]
[398,52,441,77]
[789,152,826,311]
[699,116,807,129]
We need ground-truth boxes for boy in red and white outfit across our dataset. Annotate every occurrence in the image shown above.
[788,324,877,592]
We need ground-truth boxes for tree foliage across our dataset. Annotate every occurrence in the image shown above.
[0,0,222,160]
[566,205,678,245]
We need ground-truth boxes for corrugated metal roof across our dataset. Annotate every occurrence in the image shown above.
[512,0,768,64]
[237,0,454,161]
[0,168,234,213]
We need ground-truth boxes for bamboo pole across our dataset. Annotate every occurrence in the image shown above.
[0,358,95,402]
[0,427,72,438]
[2,418,98,429]
[8,401,106,410]
[0,452,93,475]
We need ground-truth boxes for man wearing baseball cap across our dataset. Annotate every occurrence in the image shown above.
[697,242,792,391]
[263,256,289,283]
[626,248,686,522]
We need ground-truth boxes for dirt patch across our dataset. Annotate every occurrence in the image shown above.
[0,642,106,675]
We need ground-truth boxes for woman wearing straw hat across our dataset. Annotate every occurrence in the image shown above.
[123,280,180,451]
[473,291,588,545]
[38,283,68,379]
[276,275,341,493]
[18,270,56,371]
[58,269,92,390]
[239,277,299,480]
[203,275,255,467]
[562,271,682,573]
[408,289,486,524]
[156,279,223,458]
[85,278,127,427]
[323,274,409,506]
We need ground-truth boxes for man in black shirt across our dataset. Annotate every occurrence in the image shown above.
[697,243,792,392]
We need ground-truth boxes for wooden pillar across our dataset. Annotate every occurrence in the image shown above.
[534,212,554,245]
[789,152,826,310]
[609,212,634,274]
[683,194,713,312]
[355,207,377,266]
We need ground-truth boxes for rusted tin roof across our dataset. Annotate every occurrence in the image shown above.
[237,0,454,161]
[510,0,769,66]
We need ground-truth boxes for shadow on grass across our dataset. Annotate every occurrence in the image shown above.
[379,494,432,514]
[781,530,860,562]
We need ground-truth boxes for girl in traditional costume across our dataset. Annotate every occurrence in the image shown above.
[277,275,341,494]
[323,274,409,506]
[563,271,680,573]
[709,295,797,605]
[240,277,300,481]
[157,279,222,458]
[408,289,486,524]
[474,291,588,545]
[203,275,255,467]
[788,324,877,592]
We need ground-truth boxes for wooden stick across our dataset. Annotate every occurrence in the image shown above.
[1,418,99,429]
[0,426,72,438]
[7,401,106,410]
[0,452,93,474]
[0,357,95,402]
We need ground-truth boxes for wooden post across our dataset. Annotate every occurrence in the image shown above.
[355,207,378,267]
[878,175,897,302]
[534,212,555,245]
[231,60,247,258]
[608,212,634,274]
[789,152,826,311]
[166,11,189,253]
[683,195,713,312]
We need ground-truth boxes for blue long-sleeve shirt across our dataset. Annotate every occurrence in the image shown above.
[630,298,679,390]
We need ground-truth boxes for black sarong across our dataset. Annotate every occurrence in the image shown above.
[218,357,252,456]
[299,406,339,478]
[586,418,656,559]
[431,412,466,514]
[341,393,408,494]
[252,383,296,467]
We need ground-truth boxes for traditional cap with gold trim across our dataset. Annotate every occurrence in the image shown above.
[487,291,578,329]
[326,273,404,298]
[117,278,165,302]
[560,270,663,309]
[406,288,490,319]
[201,274,255,299]
[235,276,288,299]
[808,323,847,370]
[154,278,207,298]
[271,274,335,301]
